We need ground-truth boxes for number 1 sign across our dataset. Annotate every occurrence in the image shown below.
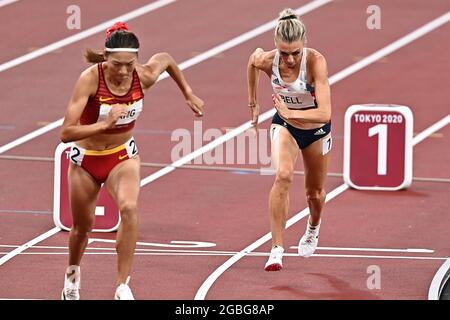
[344,104,413,190]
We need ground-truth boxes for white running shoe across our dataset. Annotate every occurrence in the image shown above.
[298,223,320,258]
[114,276,134,300]
[264,246,284,271]
[61,265,81,300]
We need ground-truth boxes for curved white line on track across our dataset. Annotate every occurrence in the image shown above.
[195,109,450,299]
[194,183,348,300]
[429,258,450,300]
[194,12,450,300]
[193,114,450,300]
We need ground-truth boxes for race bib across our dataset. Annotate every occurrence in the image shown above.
[98,99,143,125]
[322,135,332,155]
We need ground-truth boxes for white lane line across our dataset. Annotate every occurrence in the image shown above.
[2,154,450,183]
[0,227,60,266]
[328,11,450,85]
[412,115,450,146]
[0,153,449,183]
[0,0,331,156]
[0,119,63,155]
[0,244,234,254]
[193,12,450,300]
[174,0,333,71]
[290,246,434,253]
[0,0,18,8]
[0,298,44,300]
[2,243,434,255]
[0,0,177,73]
[0,251,447,261]
[300,254,447,261]
[0,209,52,215]
[88,238,216,248]
[0,244,434,255]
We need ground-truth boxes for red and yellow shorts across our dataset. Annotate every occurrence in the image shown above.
[69,137,138,184]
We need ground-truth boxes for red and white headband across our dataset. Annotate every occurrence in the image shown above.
[105,22,138,53]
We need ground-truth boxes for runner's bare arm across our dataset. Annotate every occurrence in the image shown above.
[247,48,272,128]
[273,55,331,123]
[142,53,204,117]
[60,69,127,143]
[247,48,264,106]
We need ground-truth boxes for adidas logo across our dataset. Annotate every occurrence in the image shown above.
[314,128,326,135]
[273,78,281,86]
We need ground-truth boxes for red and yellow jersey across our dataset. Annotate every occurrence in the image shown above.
[80,63,144,134]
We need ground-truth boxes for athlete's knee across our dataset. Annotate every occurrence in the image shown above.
[119,200,138,214]
[71,222,93,238]
[275,169,294,186]
[119,201,139,223]
[306,188,326,203]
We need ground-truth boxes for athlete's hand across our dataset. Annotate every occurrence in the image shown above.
[103,105,128,129]
[249,102,260,133]
[186,93,204,117]
[272,94,292,120]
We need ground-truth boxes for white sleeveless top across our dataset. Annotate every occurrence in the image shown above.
[271,47,317,110]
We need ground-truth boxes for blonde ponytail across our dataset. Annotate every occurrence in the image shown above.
[274,8,306,43]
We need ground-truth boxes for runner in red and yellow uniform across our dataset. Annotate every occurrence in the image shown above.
[60,22,204,300]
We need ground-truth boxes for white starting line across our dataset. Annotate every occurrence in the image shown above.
[0,243,441,260]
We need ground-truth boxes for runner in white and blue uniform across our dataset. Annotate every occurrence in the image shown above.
[247,8,332,271]
[271,46,331,149]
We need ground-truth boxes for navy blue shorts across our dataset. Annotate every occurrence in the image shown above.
[272,112,332,150]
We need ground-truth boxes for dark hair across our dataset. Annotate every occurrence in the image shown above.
[84,30,140,64]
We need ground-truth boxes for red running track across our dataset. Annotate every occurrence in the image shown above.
[0,0,449,300]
